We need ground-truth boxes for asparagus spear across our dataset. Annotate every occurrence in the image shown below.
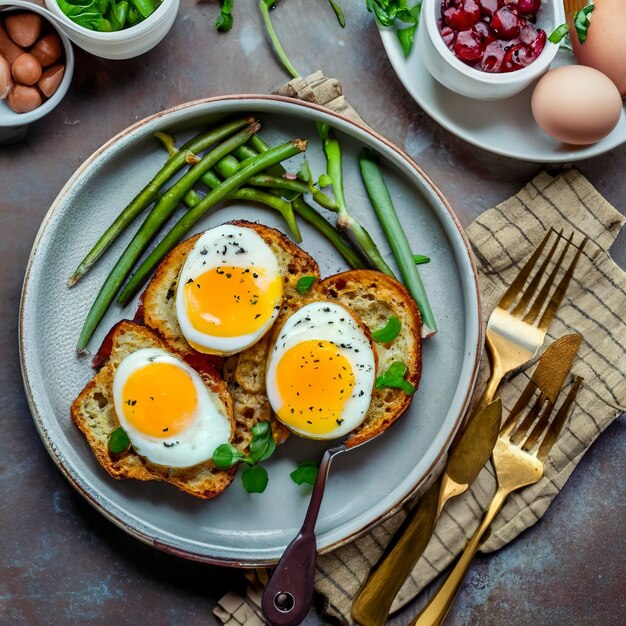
[68,117,254,286]
[316,123,396,276]
[76,125,262,351]
[115,139,308,310]
[359,147,437,337]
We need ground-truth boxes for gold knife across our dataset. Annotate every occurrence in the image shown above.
[351,334,581,626]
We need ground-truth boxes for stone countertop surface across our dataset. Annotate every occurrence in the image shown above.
[1,1,624,625]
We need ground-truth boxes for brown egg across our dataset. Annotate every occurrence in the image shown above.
[38,63,65,98]
[5,12,42,48]
[12,52,42,86]
[531,65,622,145]
[571,0,626,96]
[30,34,62,68]
[7,83,42,113]
[0,53,12,99]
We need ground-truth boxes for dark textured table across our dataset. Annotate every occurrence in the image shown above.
[1,2,624,625]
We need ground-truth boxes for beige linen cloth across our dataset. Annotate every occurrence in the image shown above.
[213,73,626,626]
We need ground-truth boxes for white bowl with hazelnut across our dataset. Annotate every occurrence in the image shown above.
[0,1,74,143]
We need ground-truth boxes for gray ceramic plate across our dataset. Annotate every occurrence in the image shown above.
[20,96,482,566]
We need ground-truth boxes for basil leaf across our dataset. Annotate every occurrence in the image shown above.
[215,0,233,32]
[108,427,131,455]
[372,315,402,343]
[296,275,317,294]
[574,4,594,44]
[548,23,570,44]
[213,443,245,469]
[413,254,430,265]
[290,461,319,486]
[241,464,269,493]
[376,361,415,395]
[248,421,275,463]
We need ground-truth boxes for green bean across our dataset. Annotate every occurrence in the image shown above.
[76,124,260,351]
[116,139,308,308]
[359,148,437,337]
[68,116,254,286]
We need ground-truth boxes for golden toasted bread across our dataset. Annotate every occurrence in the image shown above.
[138,220,321,450]
[311,270,422,447]
[71,320,236,499]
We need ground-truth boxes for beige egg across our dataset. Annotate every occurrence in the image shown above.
[531,65,622,145]
[571,0,626,96]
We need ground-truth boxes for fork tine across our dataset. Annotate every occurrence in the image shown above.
[498,228,557,310]
[537,237,588,332]
[509,394,546,445]
[523,233,574,325]
[500,377,537,434]
[536,376,583,461]
[511,230,562,317]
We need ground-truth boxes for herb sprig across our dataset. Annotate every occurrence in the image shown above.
[366,0,423,57]
[371,315,401,343]
[290,461,319,486]
[548,4,595,45]
[376,361,415,395]
[212,421,276,493]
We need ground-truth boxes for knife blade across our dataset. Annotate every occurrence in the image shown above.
[502,333,582,432]
[351,400,502,626]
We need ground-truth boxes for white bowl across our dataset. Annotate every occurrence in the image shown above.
[0,2,74,144]
[418,0,564,100]
[44,0,179,60]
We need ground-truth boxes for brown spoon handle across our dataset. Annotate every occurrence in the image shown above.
[262,445,346,625]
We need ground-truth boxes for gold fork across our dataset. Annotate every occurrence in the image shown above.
[413,374,584,626]
[476,229,586,413]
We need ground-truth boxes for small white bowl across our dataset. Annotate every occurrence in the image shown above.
[44,0,179,60]
[0,2,74,144]
[418,0,564,100]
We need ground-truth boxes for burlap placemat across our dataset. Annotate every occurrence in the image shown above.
[213,73,626,626]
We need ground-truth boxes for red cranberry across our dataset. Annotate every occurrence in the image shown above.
[492,7,520,39]
[502,43,532,71]
[443,0,481,30]
[441,25,457,47]
[519,18,539,44]
[517,0,541,13]
[529,28,546,57]
[481,41,506,72]
[473,20,496,44]
[454,28,485,61]
[478,0,499,16]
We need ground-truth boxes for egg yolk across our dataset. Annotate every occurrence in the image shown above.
[121,362,198,438]
[275,340,355,435]
[184,266,283,340]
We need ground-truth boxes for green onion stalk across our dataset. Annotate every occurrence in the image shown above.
[68,116,254,286]
[115,139,308,309]
[259,0,300,79]
[316,123,396,276]
[76,123,262,351]
[359,147,437,337]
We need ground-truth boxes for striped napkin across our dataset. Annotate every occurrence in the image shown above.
[213,73,626,626]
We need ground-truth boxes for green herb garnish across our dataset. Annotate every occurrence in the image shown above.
[574,4,594,44]
[366,0,417,27]
[375,361,415,395]
[215,0,234,32]
[327,0,345,28]
[548,23,570,44]
[108,427,131,456]
[211,421,275,493]
[371,315,401,343]
[413,254,430,265]
[296,275,317,294]
[241,464,269,493]
[397,3,422,57]
[290,461,319,486]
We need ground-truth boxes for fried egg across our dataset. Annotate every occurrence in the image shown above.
[265,302,376,439]
[112,348,232,468]
[176,224,284,355]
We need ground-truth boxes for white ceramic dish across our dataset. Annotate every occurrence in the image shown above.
[44,0,178,60]
[420,0,563,100]
[379,21,626,162]
[20,96,482,566]
[0,1,74,144]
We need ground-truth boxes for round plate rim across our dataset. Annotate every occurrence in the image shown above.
[377,26,626,163]
[19,94,483,567]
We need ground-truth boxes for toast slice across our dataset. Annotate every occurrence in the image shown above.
[311,270,422,447]
[138,220,321,450]
[71,320,236,499]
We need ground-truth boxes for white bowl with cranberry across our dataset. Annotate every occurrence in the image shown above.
[417,0,564,100]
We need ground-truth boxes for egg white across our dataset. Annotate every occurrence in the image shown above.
[266,302,376,440]
[112,348,232,468]
[176,224,283,355]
